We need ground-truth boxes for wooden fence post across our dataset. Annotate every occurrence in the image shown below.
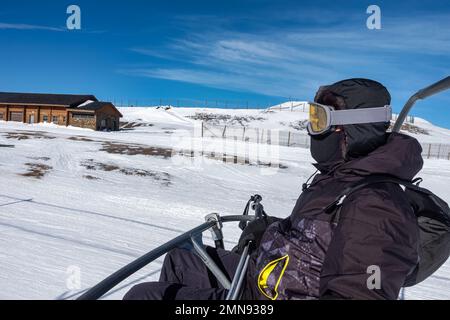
[242,127,246,141]
[222,126,227,138]
[427,144,431,159]
[287,131,291,147]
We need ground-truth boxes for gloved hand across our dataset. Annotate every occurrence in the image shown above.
[233,216,282,255]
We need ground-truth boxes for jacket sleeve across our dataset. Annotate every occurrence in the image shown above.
[319,185,420,300]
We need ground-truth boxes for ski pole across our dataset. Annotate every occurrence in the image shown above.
[239,197,253,231]
[239,195,264,230]
[230,250,251,300]
[226,241,252,300]
[191,236,231,290]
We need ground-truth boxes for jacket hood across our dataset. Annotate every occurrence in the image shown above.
[314,78,391,158]
[334,133,424,181]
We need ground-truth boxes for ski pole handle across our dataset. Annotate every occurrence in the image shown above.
[205,213,225,249]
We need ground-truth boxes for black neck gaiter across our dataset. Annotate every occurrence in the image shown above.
[310,131,345,173]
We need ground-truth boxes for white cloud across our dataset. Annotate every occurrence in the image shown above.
[0,22,64,32]
[126,13,450,98]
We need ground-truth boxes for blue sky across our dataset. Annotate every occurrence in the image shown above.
[0,0,449,128]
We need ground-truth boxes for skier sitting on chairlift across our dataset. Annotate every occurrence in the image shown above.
[123,78,450,300]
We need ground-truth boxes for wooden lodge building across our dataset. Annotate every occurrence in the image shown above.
[0,92,123,131]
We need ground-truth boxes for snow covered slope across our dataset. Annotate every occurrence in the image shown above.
[120,105,450,144]
[0,105,449,300]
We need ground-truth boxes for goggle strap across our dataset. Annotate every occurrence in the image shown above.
[330,106,392,126]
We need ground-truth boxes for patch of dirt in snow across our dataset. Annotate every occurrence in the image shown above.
[20,163,53,179]
[187,112,266,126]
[81,159,119,172]
[81,159,171,186]
[83,175,100,180]
[280,120,309,131]
[100,142,173,158]
[100,142,287,169]
[389,122,430,135]
[27,157,51,161]
[119,167,171,182]
[67,136,96,142]
[5,131,56,140]
[201,152,288,169]
[0,144,14,148]
[119,121,154,130]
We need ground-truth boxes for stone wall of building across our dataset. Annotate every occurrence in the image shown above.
[96,112,120,131]
[68,112,97,130]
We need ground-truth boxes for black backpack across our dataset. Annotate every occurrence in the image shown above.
[325,175,450,287]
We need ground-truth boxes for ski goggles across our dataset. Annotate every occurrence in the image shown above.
[307,102,392,135]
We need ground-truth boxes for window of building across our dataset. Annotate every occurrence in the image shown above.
[0,113,3,120]
[63,116,66,123]
[52,116,58,124]
[43,115,49,123]
[72,113,94,119]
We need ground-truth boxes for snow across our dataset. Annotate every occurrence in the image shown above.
[0,105,449,300]
[119,106,450,144]
[77,100,96,108]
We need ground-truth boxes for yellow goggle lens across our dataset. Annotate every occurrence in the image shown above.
[309,104,328,133]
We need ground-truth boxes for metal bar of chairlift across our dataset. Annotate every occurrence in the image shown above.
[77,215,255,300]
[393,76,450,132]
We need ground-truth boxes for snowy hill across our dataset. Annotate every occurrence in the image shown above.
[120,105,450,144]
[0,104,449,300]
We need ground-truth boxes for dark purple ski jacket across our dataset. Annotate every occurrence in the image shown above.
[254,133,423,300]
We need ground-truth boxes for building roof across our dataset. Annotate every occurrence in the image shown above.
[0,92,98,107]
[77,101,110,111]
[77,101,123,117]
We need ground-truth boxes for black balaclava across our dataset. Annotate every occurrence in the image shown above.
[310,78,391,172]
[310,130,345,164]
